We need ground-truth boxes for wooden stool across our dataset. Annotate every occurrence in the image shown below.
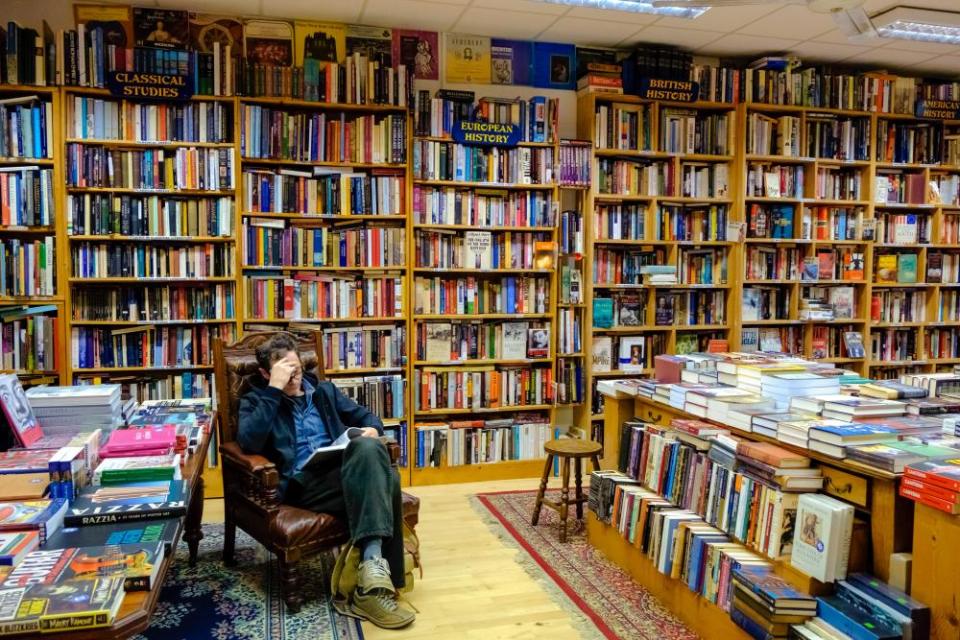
[531,439,603,542]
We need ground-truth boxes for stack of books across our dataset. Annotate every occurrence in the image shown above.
[26,384,124,439]
[640,265,678,285]
[730,565,817,639]
[760,372,840,411]
[806,422,900,459]
[820,397,906,421]
[900,457,960,514]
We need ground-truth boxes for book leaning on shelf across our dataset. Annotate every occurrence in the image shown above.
[0,305,58,373]
[70,324,235,370]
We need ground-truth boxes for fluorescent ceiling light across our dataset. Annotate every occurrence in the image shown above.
[539,0,708,19]
[872,7,960,44]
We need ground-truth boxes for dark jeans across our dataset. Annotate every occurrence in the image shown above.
[285,437,405,588]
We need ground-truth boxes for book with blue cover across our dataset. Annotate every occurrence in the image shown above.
[808,423,900,445]
[732,566,816,611]
[847,573,930,640]
[817,595,901,640]
[532,42,575,90]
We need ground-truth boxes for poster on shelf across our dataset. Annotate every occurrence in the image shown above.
[294,21,345,66]
[445,34,491,85]
[532,42,575,90]
[392,30,438,80]
[346,25,392,64]
[188,14,244,54]
[74,4,133,49]
[133,8,189,50]
[243,19,294,67]
[491,39,532,86]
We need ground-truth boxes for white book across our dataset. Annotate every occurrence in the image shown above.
[502,322,528,360]
[790,494,854,582]
[464,231,492,269]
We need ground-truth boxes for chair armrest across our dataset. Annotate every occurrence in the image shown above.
[220,441,281,510]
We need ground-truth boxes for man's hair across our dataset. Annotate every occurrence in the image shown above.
[255,334,300,371]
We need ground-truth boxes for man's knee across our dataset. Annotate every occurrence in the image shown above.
[347,436,389,462]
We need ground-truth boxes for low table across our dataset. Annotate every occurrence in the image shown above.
[23,413,215,639]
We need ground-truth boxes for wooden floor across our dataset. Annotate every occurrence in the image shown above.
[202,477,588,639]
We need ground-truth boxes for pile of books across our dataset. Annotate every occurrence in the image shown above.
[805,574,930,639]
[730,566,817,638]
[25,383,124,439]
[640,265,678,285]
[900,457,960,515]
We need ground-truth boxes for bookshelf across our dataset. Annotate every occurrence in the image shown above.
[409,92,562,485]
[236,94,412,484]
[0,84,66,385]
[578,93,737,439]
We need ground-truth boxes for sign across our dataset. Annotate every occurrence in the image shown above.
[106,71,193,101]
[452,121,522,147]
[637,77,699,103]
[916,99,960,119]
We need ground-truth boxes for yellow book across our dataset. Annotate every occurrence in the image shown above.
[294,21,345,66]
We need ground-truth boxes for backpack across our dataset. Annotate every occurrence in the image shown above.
[330,523,421,614]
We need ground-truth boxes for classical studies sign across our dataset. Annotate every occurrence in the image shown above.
[452,121,522,147]
[106,71,194,101]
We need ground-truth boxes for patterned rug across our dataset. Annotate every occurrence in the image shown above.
[133,523,363,640]
[474,490,699,640]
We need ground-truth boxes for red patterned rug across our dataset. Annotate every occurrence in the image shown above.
[474,490,699,640]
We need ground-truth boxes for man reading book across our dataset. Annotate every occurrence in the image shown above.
[237,334,414,629]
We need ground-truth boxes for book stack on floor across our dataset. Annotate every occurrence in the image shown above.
[730,565,817,639]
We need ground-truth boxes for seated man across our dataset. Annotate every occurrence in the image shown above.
[237,334,414,629]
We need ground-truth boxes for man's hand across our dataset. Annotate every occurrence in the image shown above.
[360,427,379,438]
[268,354,300,391]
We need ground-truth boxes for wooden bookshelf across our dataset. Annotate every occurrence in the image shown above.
[577,93,737,438]
[236,95,413,484]
[408,95,562,485]
[0,84,67,384]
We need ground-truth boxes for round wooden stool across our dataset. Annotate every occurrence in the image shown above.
[531,439,603,542]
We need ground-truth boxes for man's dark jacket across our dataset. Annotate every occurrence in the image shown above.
[237,372,383,496]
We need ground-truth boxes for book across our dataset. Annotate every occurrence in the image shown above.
[791,494,854,582]
[843,332,865,359]
[808,423,900,446]
[490,39,532,85]
[519,326,547,360]
[444,34,491,84]
[905,457,960,492]
[392,29,438,80]
[593,299,613,329]
[464,231,492,270]
[243,19,294,67]
[0,374,43,447]
[133,7,188,49]
[732,565,817,611]
[0,531,38,566]
[92,455,182,486]
[34,575,126,632]
[618,337,645,373]
[897,253,918,283]
[45,520,180,555]
[875,254,898,283]
[499,322,528,361]
[591,337,612,373]
[0,500,66,545]
[64,481,186,527]
[532,42,575,90]
[847,573,930,640]
[47,542,165,592]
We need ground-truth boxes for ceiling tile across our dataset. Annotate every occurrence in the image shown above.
[655,5,779,33]
[864,0,960,12]
[537,16,645,46]
[911,55,960,78]
[786,41,872,62]
[563,7,661,25]
[360,0,464,31]
[472,0,570,15]
[876,38,960,55]
[699,33,801,56]
[736,5,838,41]
[630,25,725,49]
[844,48,940,71]
[452,8,558,40]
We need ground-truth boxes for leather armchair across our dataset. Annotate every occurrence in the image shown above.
[214,330,420,612]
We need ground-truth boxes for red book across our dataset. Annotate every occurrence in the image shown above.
[900,483,960,515]
[901,476,960,504]
[737,441,810,469]
[904,458,960,492]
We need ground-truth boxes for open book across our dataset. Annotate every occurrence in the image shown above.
[304,427,365,468]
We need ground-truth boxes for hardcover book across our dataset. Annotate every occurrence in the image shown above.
[532,42,575,90]
[790,494,853,582]
[502,322,528,360]
[0,532,38,567]
[425,323,453,362]
[593,299,613,329]
[45,520,180,555]
[897,253,918,283]
[0,374,43,447]
[392,30,438,80]
[33,576,126,632]
[49,542,165,592]
[618,337,645,373]
[527,328,550,358]
[0,500,67,545]
[464,231,492,269]
[732,565,816,610]
[65,481,186,527]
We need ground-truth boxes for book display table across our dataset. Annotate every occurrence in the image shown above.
[586,391,941,638]
[23,413,213,640]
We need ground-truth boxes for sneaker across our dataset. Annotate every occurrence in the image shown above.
[350,590,416,629]
[357,557,394,595]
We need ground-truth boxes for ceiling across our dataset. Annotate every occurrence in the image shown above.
[121,0,960,76]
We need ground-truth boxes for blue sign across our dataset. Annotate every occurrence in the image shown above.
[107,71,194,101]
[916,99,960,119]
[452,121,523,147]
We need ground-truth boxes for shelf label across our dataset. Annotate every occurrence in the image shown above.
[452,121,522,147]
[107,71,194,101]
[915,99,960,119]
[636,77,699,102]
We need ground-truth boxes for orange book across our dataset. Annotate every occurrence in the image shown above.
[738,441,810,469]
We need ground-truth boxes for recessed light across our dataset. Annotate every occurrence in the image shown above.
[539,0,708,19]
[873,7,960,45]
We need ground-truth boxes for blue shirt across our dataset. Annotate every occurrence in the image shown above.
[289,380,331,473]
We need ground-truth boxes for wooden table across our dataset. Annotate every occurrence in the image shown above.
[32,415,213,640]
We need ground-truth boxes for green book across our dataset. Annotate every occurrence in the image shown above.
[897,253,918,283]
[592,298,613,328]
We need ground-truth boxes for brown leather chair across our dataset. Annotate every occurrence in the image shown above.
[214,330,420,612]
